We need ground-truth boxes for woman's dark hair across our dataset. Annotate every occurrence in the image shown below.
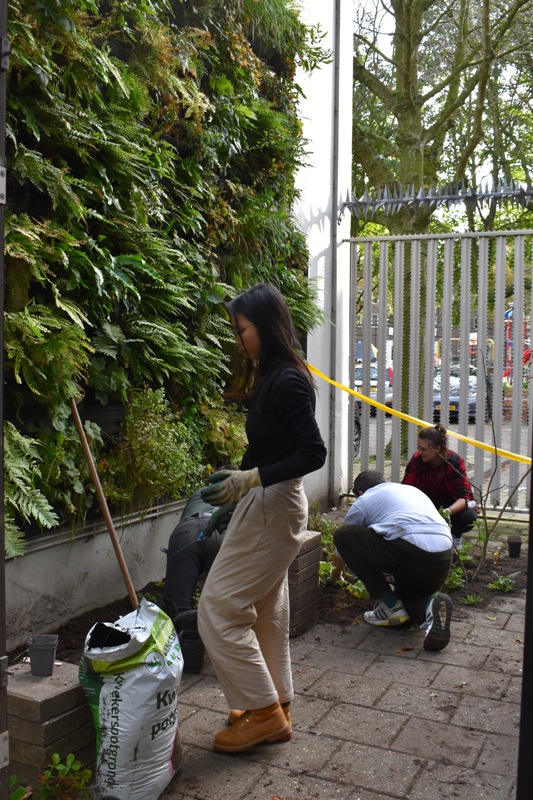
[225,283,314,399]
[352,470,386,494]
[418,423,448,453]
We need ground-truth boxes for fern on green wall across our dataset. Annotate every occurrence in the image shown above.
[4,0,328,550]
[4,423,59,557]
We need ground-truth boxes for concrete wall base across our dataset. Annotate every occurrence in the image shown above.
[6,501,185,652]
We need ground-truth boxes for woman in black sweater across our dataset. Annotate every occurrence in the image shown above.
[198,283,326,754]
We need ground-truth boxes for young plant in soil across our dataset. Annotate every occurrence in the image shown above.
[310,507,370,607]
[486,572,520,593]
[33,753,92,800]
[462,594,484,605]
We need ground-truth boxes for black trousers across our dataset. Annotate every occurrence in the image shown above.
[333,524,452,625]
[163,516,224,614]
[451,505,477,538]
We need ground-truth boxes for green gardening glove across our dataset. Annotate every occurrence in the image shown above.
[201,504,237,537]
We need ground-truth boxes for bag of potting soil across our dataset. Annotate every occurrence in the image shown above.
[79,598,183,800]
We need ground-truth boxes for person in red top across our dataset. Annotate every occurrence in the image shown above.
[402,423,478,548]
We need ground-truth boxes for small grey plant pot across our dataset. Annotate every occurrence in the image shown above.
[28,634,59,677]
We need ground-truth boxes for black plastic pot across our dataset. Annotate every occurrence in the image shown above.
[28,634,59,677]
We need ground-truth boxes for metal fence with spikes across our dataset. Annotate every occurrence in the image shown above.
[341,180,533,219]
[345,228,533,512]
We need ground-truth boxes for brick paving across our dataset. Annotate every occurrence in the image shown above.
[162,590,524,800]
[9,510,525,798]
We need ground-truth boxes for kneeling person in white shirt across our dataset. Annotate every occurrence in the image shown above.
[333,471,453,651]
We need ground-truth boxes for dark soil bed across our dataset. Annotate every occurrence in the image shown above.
[319,547,528,625]
[7,547,527,666]
[8,587,166,667]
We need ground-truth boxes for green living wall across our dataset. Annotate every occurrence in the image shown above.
[4,0,328,554]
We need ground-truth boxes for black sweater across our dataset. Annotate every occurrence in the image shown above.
[240,366,327,487]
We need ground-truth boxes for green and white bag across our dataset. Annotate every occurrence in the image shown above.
[79,598,184,800]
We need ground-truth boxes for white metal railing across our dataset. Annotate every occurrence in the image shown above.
[346,230,533,512]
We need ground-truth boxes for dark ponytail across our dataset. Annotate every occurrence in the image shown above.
[418,423,448,453]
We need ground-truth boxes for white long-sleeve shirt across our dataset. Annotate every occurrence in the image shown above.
[344,483,452,553]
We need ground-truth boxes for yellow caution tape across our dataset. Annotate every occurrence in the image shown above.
[308,363,532,467]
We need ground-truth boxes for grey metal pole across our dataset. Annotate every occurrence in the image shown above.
[327,0,342,507]
[0,1,8,795]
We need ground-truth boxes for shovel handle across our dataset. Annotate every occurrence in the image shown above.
[70,398,139,610]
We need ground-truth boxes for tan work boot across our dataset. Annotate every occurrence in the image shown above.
[214,701,291,753]
[227,703,291,741]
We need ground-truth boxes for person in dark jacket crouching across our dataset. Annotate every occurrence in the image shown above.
[161,488,233,673]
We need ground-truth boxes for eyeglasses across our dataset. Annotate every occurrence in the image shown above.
[233,323,254,338]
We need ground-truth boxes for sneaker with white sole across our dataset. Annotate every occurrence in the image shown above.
[363,599,410,627]
[452,536,463,549]
[421,593,453,651]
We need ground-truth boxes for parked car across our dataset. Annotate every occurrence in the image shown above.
[384,365,492,422]
[354,364,378,394]
[433,364,491,422]
[354,365,391,415]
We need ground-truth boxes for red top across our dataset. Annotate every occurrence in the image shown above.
[402,450,474,510]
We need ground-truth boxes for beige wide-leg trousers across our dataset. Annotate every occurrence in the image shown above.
[197,478,307,709]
